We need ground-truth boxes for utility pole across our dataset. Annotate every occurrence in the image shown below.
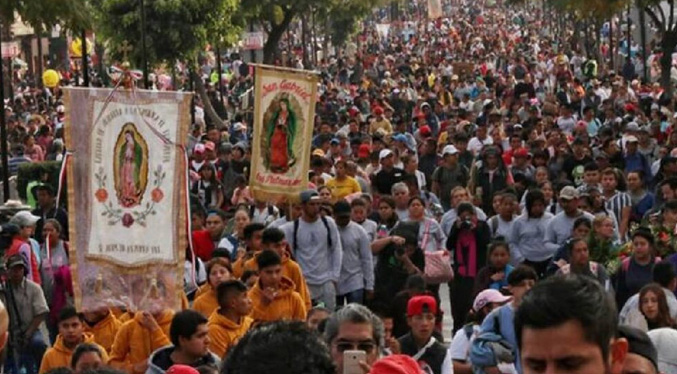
[81,30,89,86]
[0,19,10,202]
[140,0,149,88]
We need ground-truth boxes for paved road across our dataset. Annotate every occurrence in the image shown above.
[440,282,454,343]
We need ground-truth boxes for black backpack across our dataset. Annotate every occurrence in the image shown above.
[293,216,333,253]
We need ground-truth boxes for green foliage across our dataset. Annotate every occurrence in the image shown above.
[92,0,240,67]
[324,0,384,47]
[0,0,92,32]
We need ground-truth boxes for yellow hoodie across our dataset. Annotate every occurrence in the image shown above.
[39,333,109,374]
[83,311,123,354]
[248,276,306,323]
[108,310,174,374]
[207,311,253,359]
[193,287,219,317]
[240,252,312,310]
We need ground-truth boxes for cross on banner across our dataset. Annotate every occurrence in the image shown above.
[119,40,133,62]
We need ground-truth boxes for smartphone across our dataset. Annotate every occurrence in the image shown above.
[343,350,366,374]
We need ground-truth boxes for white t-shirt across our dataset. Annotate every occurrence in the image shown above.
[468,136,493,155]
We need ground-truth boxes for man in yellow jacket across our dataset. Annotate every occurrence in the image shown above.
[236,227,312,310]
[208,280,253,358]
[39,307,109,373]
[82,309,122,354]
[108,309,174,374]
[248,250,307,323]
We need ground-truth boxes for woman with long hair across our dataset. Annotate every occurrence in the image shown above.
[640,283,676,330]
[39,219,72,342]
[192,163,224,210]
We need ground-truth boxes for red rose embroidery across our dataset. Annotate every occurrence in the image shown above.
[151,188,164,203]
[95,188,108,202]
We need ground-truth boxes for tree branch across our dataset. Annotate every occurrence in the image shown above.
[670,0,675,33]
[645,6,664,34]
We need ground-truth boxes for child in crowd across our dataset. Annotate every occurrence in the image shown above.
[473,240,514,295]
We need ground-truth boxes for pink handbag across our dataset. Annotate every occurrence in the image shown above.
[420,219,454,284]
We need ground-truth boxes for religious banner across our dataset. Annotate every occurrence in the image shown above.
[427,0,443,19]
[63,87,191,313]
[250,65,318,201]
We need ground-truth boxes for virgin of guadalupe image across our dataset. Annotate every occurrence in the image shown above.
[264,95,297,173]
[113,123,149,208]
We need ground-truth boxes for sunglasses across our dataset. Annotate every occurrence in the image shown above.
[334,340,376,354]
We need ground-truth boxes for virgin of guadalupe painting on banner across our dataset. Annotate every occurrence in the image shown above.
[250,65,318,201]
[63,87,191,313]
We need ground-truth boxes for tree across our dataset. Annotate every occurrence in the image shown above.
[0,0,92,30]
[240,0,383,64]
[91,0,240,127]
[642,0,677,96]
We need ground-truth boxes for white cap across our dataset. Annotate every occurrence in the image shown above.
[442,145,459,156]
[379,149,393,161]
[626,135,639,143]
[9,211,40,227]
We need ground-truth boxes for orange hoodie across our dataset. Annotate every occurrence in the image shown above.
[39,333,109,374]
[193,287,219,317]
[83,311,123,354]
[108,310,174,374]
[248,276,307,323]
[194,283,210,299]
[207,310,253,359]
[240,253,312,310]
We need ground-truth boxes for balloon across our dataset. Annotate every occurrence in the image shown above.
[70,38,93,58]
[43,69,60,88]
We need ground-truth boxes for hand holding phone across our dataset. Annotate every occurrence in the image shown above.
[343,350,367,374]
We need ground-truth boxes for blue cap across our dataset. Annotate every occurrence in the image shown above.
[330,138,340,145]
[393,133,407,142]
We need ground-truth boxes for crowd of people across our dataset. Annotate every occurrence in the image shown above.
[5,0,677,373]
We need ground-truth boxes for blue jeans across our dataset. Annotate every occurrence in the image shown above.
[5,330,47,374]
[336,289,364,307]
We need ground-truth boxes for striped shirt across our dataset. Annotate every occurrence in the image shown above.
[604,190,632,228]
[8,156,32,176]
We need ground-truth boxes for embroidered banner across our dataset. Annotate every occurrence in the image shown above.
[427,0,443,19]
[249,66,318,201]
[64,87,191,313]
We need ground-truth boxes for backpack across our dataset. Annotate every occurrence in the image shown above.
[621,256,661,272]
[293,217,333,253]
[489,216,500,237]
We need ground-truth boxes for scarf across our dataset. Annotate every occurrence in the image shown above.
[456,229,478,278]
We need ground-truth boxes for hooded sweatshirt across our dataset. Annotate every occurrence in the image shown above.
[208,311,254,358]
[109,310,174,374]
[193,288,219,318]
[39,333,109,373]
[146,345,220,374]
[84,311,123,354]
[248,276,307,323]
[241,252,312,310]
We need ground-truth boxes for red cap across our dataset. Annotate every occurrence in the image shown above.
[166,365,199,374]
[513,147,529,158]
[349,106,360,117]
[407,295,437,316]
[625,103,636,112]
[204,141,215,152]
[358,144,371,158]
[374,107,384,115]
[419,125,431,136]
[370,355,424,374]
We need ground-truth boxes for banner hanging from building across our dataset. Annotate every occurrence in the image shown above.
[64,87,191,313]
[250,65,318,201]
[427,0,443,19]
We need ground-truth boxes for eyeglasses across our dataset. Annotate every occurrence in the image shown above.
[334,340,377,354]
